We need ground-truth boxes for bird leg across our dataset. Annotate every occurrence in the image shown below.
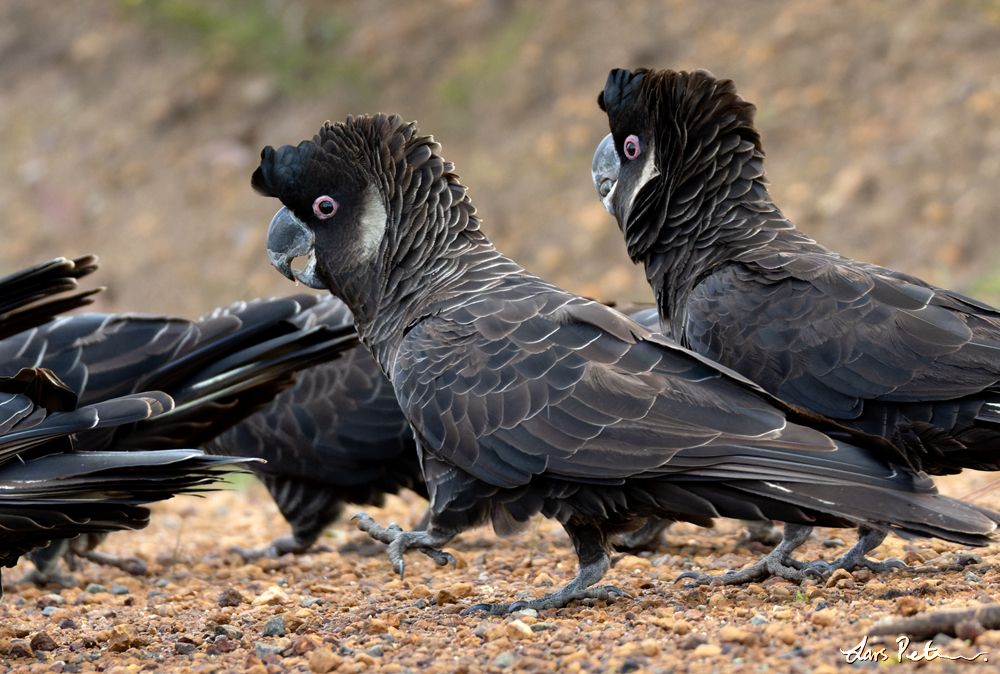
[352,513,455,580]
[76,547,147,576]
[802,526,906,578]
[230,534,330,561]
[340,508,433,557]
[23,540,79,588]
[675,523,814,585]
[616,518,671,551]
[464,522,631,615]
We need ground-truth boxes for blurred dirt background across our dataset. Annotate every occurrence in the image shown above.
[6,0,1000,317]
[5,1,1000,672]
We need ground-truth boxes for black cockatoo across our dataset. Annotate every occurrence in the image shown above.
[253,113,1000,613]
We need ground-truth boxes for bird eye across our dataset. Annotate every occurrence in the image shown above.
[623,135,640,160]
[312,196,338,219]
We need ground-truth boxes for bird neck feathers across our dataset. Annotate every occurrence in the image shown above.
[347,125,522,372]
[625,70,810,337]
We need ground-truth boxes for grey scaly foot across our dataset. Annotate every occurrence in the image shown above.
[464,553,629,615]
[24,540,79,588]
[230,534,323,561]
[675,523,814,586]
[21,568,80,589]
[352,513,455,580]
[78,548,147,576]
[802,526,906,578]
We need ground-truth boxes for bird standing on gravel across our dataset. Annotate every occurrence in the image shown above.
[593,67,1000,583]
[7,287,361,584]
[0,258,256,596]
[255,113,1000,613]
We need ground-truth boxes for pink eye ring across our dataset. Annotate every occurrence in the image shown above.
[313,195,338,219]
[623,134,641,160]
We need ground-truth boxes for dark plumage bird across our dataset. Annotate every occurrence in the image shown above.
[593,67,1000,582]
[0,258,254,595]
[0,255,100,338]
[3,291,360,582]
[203,297,425,560]
[254,113,1000,613]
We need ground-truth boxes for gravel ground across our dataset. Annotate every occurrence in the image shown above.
[2,472,999,673]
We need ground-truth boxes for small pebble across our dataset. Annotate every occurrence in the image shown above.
[213,636,238,653]
[42,606,59,617]
[262,615,286,637]
[9,639,33,658]
[719,626,751,643]
[490,651,515,668]
[154,579,169,588]
[217,588,243,607]
[530,622,556,632]
[504,619,534,640]
[693,643,722,658]
[40,594,65,606]
[108,625,139,653]
[965,571,982,583]
[308,647,341,673]
[174,642,196,655]
[255,641,286,659]
[84,584,107,594]
[251,586,289,606]
[29,631,58,652]
[214,624,243,641]
[822,539,845,548]
[110,584,130,595]
[810,608,837,626]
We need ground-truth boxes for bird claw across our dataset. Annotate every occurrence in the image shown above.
[804,567,828,582]
[421,548,455,568]
[857,556,907,574]
[117,557,148,576]
[463,585,632,615]
[790,559,833,581]
[462,602,502,616]
[674,570,712,586]
[353,513,455,582]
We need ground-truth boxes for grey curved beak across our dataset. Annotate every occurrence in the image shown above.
[592,133,619,216]
[266,207,328,290]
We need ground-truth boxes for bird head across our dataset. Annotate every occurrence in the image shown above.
[252,115,414,292]
[593,68,762,261]
[254,114,484,345]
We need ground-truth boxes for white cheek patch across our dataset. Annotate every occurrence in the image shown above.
[624,139,660,218]
[357,184,388,262]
